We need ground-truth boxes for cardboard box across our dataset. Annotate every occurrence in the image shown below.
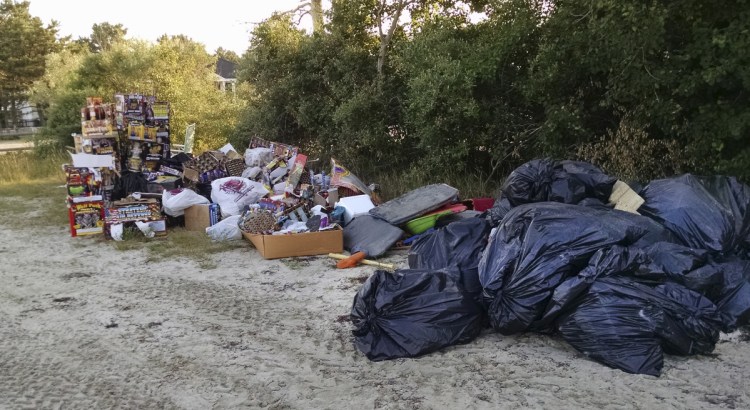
[105,198,161,224]
[184,203,220,232]
[243,226,343,259]
[68,199,105,237]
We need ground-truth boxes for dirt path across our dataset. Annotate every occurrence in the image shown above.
[0,204,748,409]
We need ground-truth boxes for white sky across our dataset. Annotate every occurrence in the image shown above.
[28,0,320,55]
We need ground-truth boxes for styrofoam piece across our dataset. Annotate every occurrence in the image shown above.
[336,195,375,225]
[219,143,236,155]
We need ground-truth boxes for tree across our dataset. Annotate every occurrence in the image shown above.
[526,0,750,179]
[214,47,240,63]
[0,0,58,128]
[39,37,243,151]
[86,22,127,53]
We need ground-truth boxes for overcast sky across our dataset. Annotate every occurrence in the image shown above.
[28,0,322,55]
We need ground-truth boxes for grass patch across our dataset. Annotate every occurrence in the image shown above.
[0,182,69,230]
[281,257,314,270]
[111,228,249,268]
[0,151,66,185]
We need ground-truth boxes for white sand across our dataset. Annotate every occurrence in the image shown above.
[1,205,748,409]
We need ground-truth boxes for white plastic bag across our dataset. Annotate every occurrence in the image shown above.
[210,177,269,218]
[110,223,124,241]
[245,147,274,167]
[162,188,210,217]
[135,221,156,238]
[206,215,243,241]
[242,166,262,180]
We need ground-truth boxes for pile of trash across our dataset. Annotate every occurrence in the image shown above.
[157,137,376,242]
[349,159,750,376]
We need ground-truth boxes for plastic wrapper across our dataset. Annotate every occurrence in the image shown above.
[351,269,485,361]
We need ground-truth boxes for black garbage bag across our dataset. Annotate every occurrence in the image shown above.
[676,259,750,331]
[639,242,711,282]
[488,159,617,224]
[535,245,645,330]
[479,203,673,335]
[111,170,149,201]
[408,217,491,297]
[557,276,723,376]
[639,174,750,254]
[552,243,750,332]
[351,269,485,361]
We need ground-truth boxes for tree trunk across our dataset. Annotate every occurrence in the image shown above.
[311,0,323,34]
[377,0,408,80]
[10,93,18,130]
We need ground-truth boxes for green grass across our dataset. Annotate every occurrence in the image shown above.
[0,151,67,185]
[0,162,249,268]
[0,182,69,230]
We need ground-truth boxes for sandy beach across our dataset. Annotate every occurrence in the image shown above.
[1,196,748,409]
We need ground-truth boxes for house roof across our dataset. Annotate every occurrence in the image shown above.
[216,57,237,80]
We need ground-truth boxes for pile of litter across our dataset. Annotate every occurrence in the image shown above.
[349,159,750,376]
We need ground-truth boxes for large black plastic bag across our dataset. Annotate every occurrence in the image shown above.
[535,245,645,330]
[350,269,484,361]
[679,259,750,331]
[580,243,750,332]
[639,174,750,254]
[488,159,617,224]
[557,277,723,376]
[479,203,672,335]
[408,218,491,296]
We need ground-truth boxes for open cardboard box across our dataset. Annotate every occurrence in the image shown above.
[184,203,220,232]
[243,226,343,259]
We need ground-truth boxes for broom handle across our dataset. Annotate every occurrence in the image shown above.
[328,253,395,270]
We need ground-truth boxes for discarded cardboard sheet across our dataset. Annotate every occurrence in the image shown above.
[70,153,115,168]
[609,180,645,214]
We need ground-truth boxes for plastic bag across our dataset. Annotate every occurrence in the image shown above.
[244,147,274,167]
[206,215,243,241]
[162,188,210,217]
[557,277,723,376]
[674,259,750,331]
[639,174,750,254]
[487,159,617,225]
[408,217,491,297]
[351,269,485,361]
[210,177,269,218]
[478,202,672,334]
